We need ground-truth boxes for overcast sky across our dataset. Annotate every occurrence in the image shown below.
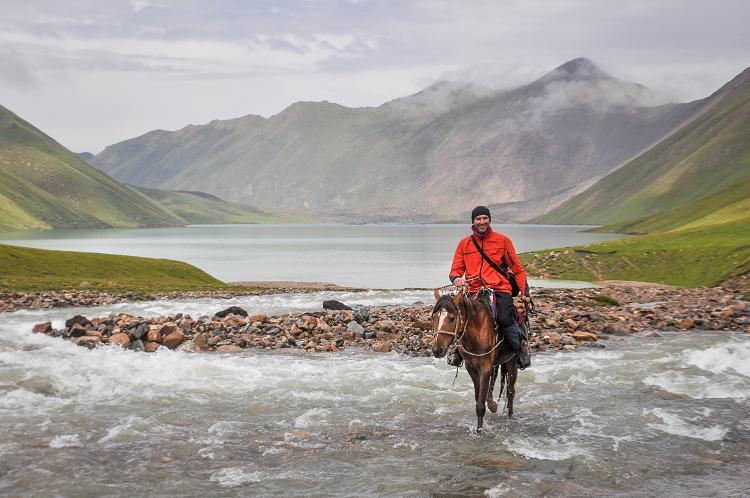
[1,0,748,153]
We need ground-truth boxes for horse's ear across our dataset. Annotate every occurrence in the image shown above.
[433,288,441,301]
[452,288,464,305]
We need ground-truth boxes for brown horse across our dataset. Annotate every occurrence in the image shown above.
[431,288,518,432]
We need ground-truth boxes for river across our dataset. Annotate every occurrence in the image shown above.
[1,293,748,497]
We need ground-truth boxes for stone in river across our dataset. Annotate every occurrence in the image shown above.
[363,330,376,339]
[68,323,89,337]
[177,339,198,352]
[214,306,248,318]
[247,313,268,323]
[162,330,185,349]
[146,327,161,343]
[572,331,597,342]
[193,333,208,350]
[323,300,352,310]
[75,336,101,348]
[130,323,148,340]
[372,341,392,353]
[601,324,629,336]
[131,339,144,352]
[216,344,243,353]
[353,307,370,324]
[347,321,365,337]
[65,315,91,329]
[143,342,161,353]
[676,319,695,330]
[32,322,52,334]
[109,332,131,348]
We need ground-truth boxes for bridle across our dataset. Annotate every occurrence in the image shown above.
[432,289,504,358]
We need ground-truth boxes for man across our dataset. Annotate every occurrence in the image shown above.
[448,205,532,369]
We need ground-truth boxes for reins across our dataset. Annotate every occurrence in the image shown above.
[432,286,503,359]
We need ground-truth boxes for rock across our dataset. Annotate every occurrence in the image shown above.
[572,331,597,342]
[130,322,149,340]
[601,324,629,336]
[193,333,208,350]
[68,323,89,337]
[146,327,161,343]
[162,330,185,349]
[347,321,365,337]
[131,339,144,352]
[323,300,352,310]
[143,342,161,353]
[363,330,376,339]
[544,331,563,344]
[676,319,695,330]
[109,332,131,348]
[161,322,179,335]
[75,336,100,348]
[177,339,198,352]
[214,306,248,318]
[32,322,52,334]
[65,315,91,328]
[372,341,392,353]
[413,320,432,331]
[353,307,370,324]
[247,313,268,323]
[563,344,577,351]
[216,344,243,353]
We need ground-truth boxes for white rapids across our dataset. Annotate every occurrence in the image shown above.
[1,292,749,497]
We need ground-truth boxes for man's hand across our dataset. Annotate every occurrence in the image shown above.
[453,277,467,288]
[517,294,530,303]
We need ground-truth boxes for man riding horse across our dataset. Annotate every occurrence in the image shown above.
[448,205,532,370]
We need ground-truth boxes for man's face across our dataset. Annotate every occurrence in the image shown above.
[473,214,491,233]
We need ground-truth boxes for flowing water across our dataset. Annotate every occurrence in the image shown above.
[0,223,618,288]
[1,293,748,497]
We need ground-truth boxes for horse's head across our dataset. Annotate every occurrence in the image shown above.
[431,288,464,358]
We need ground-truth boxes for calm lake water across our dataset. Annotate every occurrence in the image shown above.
[1,295,748,497]
[0,223,618,288]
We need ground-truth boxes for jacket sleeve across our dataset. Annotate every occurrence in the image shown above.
[449,240,466,282]
[504,238,528,296]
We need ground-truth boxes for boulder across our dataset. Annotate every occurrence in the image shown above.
[162,330,185,349]
[65,315,91,328]
[75,336,100,348]
[193,333,208,350]
[131,339,144,352]
[247,313,268,323]
[353,307,370,324]
[214,306,248,318]
[572,331,597,342]
[68,323,89,337]
[676,319,695,330]
[372,341,392,353]
[347,321,365,337]
[146,327,161,343]
[32,322,52,334]
[601,324,629,336]
[109,332,131,348]
[130,322,149,340]
[544,331,563,344]
[177,339,198,352]
[216,344,243,353]
[323,300,352,310]
[143,342,161,353]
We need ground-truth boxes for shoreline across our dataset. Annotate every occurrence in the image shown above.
[25,283,750,356]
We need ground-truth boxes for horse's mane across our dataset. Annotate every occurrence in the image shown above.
[433,294,459,314]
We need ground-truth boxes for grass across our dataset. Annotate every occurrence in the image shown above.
[0,243,232,294]
[522,218,750,290]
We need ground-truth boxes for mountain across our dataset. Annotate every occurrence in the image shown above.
[92,58,707,221]
[76,152,95,162]
[133,186,299,224]
[535,66,750,227]
[0,105,188,231]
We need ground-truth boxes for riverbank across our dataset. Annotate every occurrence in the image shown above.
[27,283,750,356]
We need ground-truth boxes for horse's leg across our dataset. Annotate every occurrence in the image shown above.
[499,363,507,401]
[506,360,518,418]
[475,366,492,432]
[487,365,499,413]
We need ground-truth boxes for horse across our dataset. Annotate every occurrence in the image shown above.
[431,288,519,432]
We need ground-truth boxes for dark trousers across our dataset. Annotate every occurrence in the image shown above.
[494,292,525,353]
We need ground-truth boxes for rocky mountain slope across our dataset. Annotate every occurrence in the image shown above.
[536,66,750,228]
[93,58,707,221]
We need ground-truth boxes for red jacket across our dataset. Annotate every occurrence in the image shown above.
[449,229,528,295]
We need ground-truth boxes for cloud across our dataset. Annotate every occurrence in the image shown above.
[0,47,38,89]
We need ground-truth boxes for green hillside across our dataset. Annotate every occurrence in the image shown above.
[0,105,185,231]
[535,67,750,226]
[133,186,302,224]
[522,218,750,289]
[0,244,227,293]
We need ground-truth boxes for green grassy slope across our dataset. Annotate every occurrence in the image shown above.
[0,244,227,293]
[602,179,750,234]
[0,105,185,231]
[535,67,750,226]
[133,186,302,224]
[522,218,750,289]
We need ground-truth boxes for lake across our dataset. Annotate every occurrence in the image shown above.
[0,223,618,288]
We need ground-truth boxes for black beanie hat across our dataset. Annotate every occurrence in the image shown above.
[471,205,491,222]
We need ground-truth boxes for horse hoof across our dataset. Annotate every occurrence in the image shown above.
[487,400,498,413]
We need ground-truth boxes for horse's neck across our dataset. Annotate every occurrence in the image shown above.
[463,300,495,342]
